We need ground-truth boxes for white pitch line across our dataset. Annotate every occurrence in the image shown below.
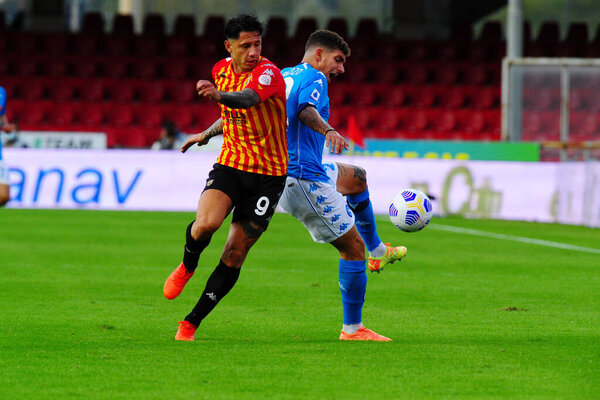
[430,224,600,255]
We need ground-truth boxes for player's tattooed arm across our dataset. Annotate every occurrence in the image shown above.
[181,119,223,153]
[297,105,349,155]
[217,88,262,109]
[196,80,261,109]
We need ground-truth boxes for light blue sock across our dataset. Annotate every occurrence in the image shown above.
[338,259,367,325]
[348,188,382,253]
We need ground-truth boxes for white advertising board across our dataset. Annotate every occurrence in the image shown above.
[3,149,599,227]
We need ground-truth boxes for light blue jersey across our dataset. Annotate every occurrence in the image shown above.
[282,63,330,182]
[0,86,6,160]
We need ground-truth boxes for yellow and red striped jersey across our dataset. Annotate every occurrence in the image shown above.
[212,57,288,176]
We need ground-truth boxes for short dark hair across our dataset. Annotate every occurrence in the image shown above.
[305,30,351,57]
[224,14,264,39]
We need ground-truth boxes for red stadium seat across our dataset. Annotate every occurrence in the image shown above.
[42,33,68,55]
[404,109,430,133]
[403,63,432,84]
[570,113,600,141]
[104,34,131,56]
[111,105,136,127]
[80,104,106,127]
[71,33,101,55]
[293,17,317,42]
[135,104,163,128]
[350,83,379,107]
[137,80,167,103]
[71,58,99,77]
[12,32,38,54]
[81,12,105,35]
[406,85,437,108]
[112,14,134,36]
[434,63,462,85]
[111,127,148,148]
[326,18,349,39]
[190,104,221,130]
[11,56,41,77]
[464,110,488,134]
[162,60,190,80]
[383,85,407,108]
[174,15,196,37]
[21,79,48,100]
[165,80,197,103]
[18,101,50,128]
[133,35,164,56]
[375,62,402,83]
[131,58,161,79]
[203,16,226,40]
[47,103,78,128]
[165,36,191,57]
[80,79,107,102]
[110,80,137,103]
[49,81,79,102]
[143,13,166,37]
[469,86,500,109]
[431,110,460,133]
[45,59,69,77]
[102,57,130,78]
[438,86,467,109]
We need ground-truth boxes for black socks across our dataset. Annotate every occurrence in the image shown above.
[185,260,241,327]
[182,220,211,272]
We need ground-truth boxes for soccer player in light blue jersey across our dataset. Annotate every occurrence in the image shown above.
[279,30,407,341]
[0,86,17,206]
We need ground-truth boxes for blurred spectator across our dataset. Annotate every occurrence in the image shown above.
[151,120,187,150]
[0,86,17,206]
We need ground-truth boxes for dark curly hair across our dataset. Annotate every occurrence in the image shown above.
[305,30,351,57]
[224,14,264,40]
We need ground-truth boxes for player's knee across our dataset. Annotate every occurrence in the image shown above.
[221,245,248,268]
[192,216,222,239]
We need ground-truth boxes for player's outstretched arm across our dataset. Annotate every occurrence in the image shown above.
[196,80,261,109]
[298,106,349,155]
[181,119,223,153]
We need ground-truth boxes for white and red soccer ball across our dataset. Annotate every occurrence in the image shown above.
[389,189,433,232]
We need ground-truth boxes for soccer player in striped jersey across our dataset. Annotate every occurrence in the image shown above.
[279,30,407,341]
[163,14,288,341]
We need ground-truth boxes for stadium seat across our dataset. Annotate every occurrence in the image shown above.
[326,18,349,39]
[165,36,191,57]
[192,36,221,59]
[450,23,474,43]
[265,17,288,42]
[191,104,221,129]
[383,85,407,107]
[104,34,131,55]
[174,14,196,37]
[162,104,195,130]
[570,112,600,141]
[71,58,99,77]
[203,16,226,40]
[112,127,148,148]
[143,13,166,37]
[47,103,78,128]
[12,32,38,54]
[110,80,137,102]
[162,60,190,79]
[355,18,379,41]
[480,21,502,44]
[328,84,347,107]
[469,86,500,109]
[72,33,101,55]
[405,42,431,62]
[341,61,371,82]
[131,58,161,79]
[404,108,429,133]
[111,105,136,127]
[80,79,107,102]
[438,86,467,109]
[293,17,317,42]
[134,103,163,128]
[42,33,68,55]
[18,101,50,128]
[50,82,79,102]
[403,62,432,84]
[436,42,462,62]
[112,14,134,36]
[45,59,69,77]
[80,103,106,127]
[431,110,459,133]
[405,85,437,108]
[349,83,379,107]
[133,35,164,56]
[137,80,167,103]
[102,56,130,78]
[21,80,47,100]
[165,80,197,103]
[463,110,488,134]
[81,12,105,35]
[536,21,560,48]
[434,63,462,85]
[378,39,402,61]
[12,56,41,76]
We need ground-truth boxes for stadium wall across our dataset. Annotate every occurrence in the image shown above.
[4,149,599,227]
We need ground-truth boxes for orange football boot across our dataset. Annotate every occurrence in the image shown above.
[367,243,407,272]
[175,321,197,341]
[163,262,194,300]
[339,326,392,341]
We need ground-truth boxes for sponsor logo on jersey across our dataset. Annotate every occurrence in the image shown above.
[310,88,320,102]
[259,74,272,85]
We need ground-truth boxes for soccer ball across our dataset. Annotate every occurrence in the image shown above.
[389,189,433,232]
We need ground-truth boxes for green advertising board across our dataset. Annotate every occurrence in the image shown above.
[349,140,540,161]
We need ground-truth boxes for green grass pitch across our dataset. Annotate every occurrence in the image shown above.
[1,209,599,399]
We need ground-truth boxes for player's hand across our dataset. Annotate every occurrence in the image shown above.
[196,80,221,102]
[181,132,210,153]
[325,130,349,155]
[2,123,16,133]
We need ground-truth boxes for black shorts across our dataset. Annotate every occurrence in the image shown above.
[202,163,286,229]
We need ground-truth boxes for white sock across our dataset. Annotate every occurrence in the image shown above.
[369,242,386,258]
[342,322,363,334]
